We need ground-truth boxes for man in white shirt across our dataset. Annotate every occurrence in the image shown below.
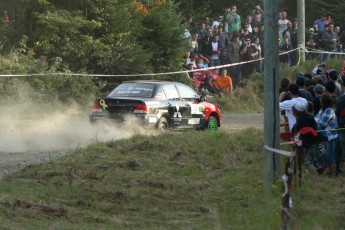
[279,83,308,131]
[278,11,290,36]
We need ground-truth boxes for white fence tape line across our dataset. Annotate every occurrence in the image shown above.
[0,47,343,78]
[264,145,295,157]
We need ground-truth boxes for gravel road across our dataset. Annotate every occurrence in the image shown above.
[0,113,263,178]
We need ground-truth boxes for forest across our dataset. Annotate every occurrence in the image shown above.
[0,0,344,105]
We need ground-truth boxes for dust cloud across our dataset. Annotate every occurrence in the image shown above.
[0,102,150,153]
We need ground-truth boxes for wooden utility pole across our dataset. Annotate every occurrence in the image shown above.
[297,0,306,62]
[264,0,281,185]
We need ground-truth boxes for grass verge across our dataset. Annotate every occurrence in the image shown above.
[0,129,344,229]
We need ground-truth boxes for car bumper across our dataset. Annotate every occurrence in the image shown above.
[89,112,159,127]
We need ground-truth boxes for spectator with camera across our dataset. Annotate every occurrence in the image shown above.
[224,4,241,41]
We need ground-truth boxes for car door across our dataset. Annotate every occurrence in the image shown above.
[162,83,186,128]
[175,83,203,128]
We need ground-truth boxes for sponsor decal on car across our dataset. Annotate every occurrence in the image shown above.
[100,100,108,109]
[190,103,204,115]
[149,117,158,123]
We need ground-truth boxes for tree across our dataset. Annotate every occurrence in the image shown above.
[0,0,186,76]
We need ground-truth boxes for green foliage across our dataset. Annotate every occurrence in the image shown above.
[0,50,98,105]
[0,0,185,76]
[140,4,187,72]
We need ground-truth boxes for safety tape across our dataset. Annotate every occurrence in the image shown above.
[301,46,345,55]
[264,145,296,157]
[0,47,323,78]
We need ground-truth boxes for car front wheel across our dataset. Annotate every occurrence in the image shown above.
[206,115,218,131]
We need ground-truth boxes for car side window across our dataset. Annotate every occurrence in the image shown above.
[176,84,199,102]
[154,87,167,100]
[163,84,180,100]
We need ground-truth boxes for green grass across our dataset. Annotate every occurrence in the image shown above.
[0,129,344,229]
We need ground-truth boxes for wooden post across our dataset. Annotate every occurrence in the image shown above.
[264,0,281,185]
[297,0,305,62]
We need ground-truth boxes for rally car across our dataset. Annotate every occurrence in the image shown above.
[89,80,222,131]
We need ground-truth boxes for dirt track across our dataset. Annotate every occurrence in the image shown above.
[0,113,263,177]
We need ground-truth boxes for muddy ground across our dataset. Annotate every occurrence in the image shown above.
[0,112,263,177]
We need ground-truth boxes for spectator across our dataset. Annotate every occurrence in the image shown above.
[278,11,290,36]
[214,68,233,95]
[279,35,292,67]
[203,17,211,31]
[296,75,313,102]
[188,34,199,54]
[293,101,327,175]
[305,28,318,60]
[224,4,241,40]
[290,18,298,65]
[184,53,197,69]
[314,14,328,33]
[252,36,262,72]
[258,25,265,57]
[313,23,322,50]
[196,54,209,68]
[227,31,241,88]
[315,93,338,177]
[208,35,223,67]
[239,35,258,80]
[181,20,191,38]
[313,83,324,115]
[279,83,308,132]
[244,15,253,33]
[251,5,264,23]
[201,70,219,95]
[212,15,223,30]
[187,15,197,34]
[279,77,292,122]
[251,13,262,29]
[216,25,229,65]
[251,25,259,42]
[201,27,213,59]
[320,22,337,62]
[282,21,293,48]
[334,26,342,55]
[326,69,342,98]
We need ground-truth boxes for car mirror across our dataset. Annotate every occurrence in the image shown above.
[200,95,207,102]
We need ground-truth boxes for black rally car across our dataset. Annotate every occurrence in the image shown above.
[89,81,222,131]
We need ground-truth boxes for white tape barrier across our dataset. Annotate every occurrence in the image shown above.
[0,47,342,78]
[264,145,296,157]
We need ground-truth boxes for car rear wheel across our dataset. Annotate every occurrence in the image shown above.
[157,117,169,132]
[206,115,218,131]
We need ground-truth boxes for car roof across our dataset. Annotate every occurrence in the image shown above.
[123,80,178,85]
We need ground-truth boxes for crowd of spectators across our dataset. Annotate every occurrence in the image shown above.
[279,64,345,177]
[181,5,345,94]
[181,5,345,177]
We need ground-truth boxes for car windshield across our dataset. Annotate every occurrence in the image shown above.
[108,83,156,98]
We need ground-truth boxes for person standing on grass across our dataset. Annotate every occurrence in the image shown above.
[227,31,241,88]
[279,83,308,132]
[293,101,327,176]
[214,68,233,96]
[224,4,241,41]
[315,93,338,177]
